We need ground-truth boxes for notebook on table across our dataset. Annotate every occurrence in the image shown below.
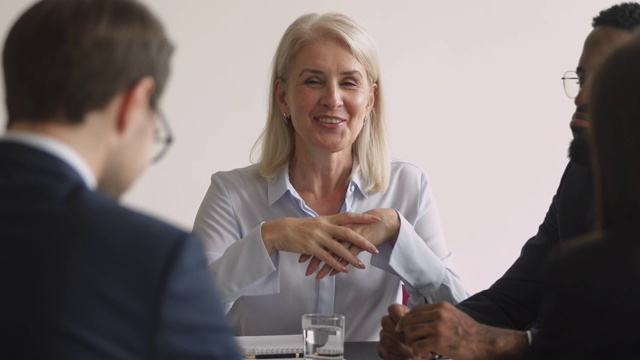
[236,334,383,360]
[236,334,303,359]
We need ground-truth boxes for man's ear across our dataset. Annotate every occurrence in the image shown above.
[115,76,156,134]
[275,79,289,115]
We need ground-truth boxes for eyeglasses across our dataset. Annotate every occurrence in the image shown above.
[152,109,173,163]
[561,70,584,99]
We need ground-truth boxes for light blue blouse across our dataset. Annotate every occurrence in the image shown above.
[193,160,469,341]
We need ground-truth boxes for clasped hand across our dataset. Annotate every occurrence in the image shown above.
[261,211,383,275]
[298,208,401,279]
[378,303,472,360]
[377,303,527,360]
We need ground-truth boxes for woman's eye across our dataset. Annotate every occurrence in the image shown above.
[341,78,359,87]
[304,78,322,85]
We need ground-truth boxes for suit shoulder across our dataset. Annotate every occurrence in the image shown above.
[75,190,192,249]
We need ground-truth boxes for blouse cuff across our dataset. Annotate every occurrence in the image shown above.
[371,213,446,296]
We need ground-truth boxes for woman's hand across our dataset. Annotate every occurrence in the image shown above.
[300,208,400,279]
[261,212,381,274]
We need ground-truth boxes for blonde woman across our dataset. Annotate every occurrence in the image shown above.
[193,12,468,341]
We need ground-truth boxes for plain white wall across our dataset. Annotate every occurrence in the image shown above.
[0,0,620,294]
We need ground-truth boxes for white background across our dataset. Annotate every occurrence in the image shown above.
[0,0,619,294]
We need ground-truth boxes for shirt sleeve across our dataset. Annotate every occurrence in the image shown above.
[192,174,280,313]
[370,169,469,305]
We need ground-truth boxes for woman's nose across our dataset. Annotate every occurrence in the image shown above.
[320,83,343,109]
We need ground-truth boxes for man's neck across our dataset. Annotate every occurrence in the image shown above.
[8,119,108,185]
[568,136,592,167]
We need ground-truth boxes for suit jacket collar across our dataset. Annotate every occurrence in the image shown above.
[0,141,90,192]
[1,131,96,189]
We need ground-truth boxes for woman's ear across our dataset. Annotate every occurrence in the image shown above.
[275,79,290,115]
[367,82,377,112]
[115,76,156,134]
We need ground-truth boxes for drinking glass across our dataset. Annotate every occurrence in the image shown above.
[302,313,345,359]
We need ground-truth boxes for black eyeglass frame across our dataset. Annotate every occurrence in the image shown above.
[152,109,173,163]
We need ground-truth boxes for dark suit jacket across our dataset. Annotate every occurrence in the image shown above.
[0,141,241,359]
[457,161,595,330]
[526,234,640,358]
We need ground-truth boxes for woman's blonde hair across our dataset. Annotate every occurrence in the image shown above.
[251,12,390,192]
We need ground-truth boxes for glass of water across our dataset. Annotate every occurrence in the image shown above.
[302,313,345,359]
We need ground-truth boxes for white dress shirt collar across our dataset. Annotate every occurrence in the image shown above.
[267,161,368,206]
[1,130,98,190]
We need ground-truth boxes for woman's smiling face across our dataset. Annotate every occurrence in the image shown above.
[276,39,376,158]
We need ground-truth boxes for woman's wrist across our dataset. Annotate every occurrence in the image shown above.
[261,220,278,254]
[386,209,401,246]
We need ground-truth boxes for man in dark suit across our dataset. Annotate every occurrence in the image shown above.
[0,0,241,359]
[527,30,640,358]
[377,3,640,360]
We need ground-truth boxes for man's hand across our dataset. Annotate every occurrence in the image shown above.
[399,302,528,360]
[377,304,420,360]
